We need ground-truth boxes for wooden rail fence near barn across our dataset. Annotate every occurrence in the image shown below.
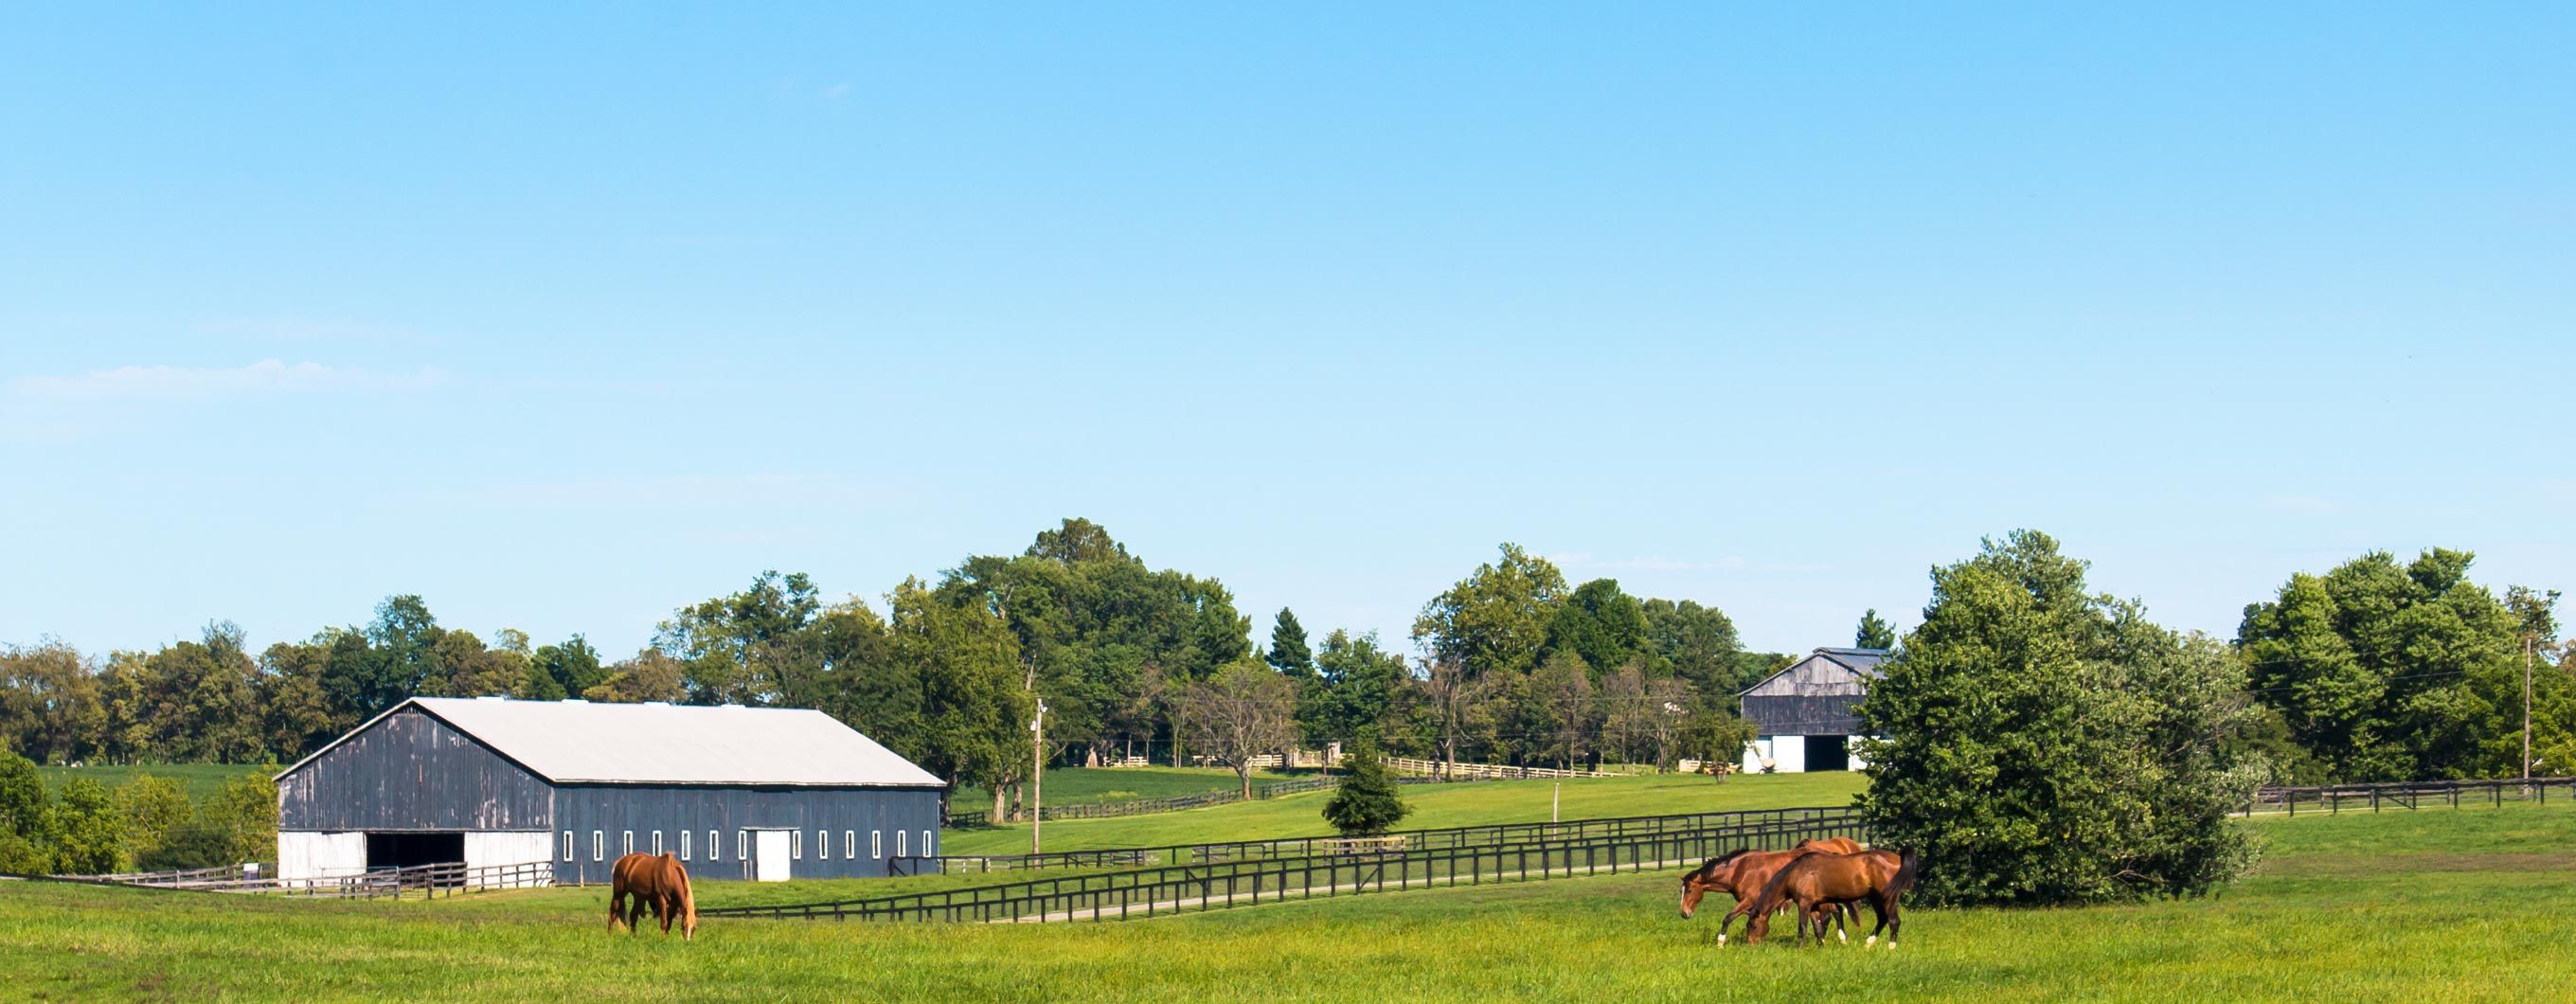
[901,804,1856,875]
[61,860,553,900]
[948,760,1636,828]
[2245,776,2576,816]
[709,806,1865,923]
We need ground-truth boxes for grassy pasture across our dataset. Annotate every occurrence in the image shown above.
[7,794,2569,1000]
[941,769,1867,855]
[950,765,1301,814]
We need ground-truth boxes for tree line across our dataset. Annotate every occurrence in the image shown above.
[2,518,2566,831]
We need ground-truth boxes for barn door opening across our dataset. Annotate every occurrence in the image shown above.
[367,832,464,871]
[1808,735,1851,772]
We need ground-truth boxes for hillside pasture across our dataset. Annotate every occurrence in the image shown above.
[33,763,271,804]
[939,770,1866,855]
[7,791,2568,1000]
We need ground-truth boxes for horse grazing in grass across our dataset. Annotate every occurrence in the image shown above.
[609,852,698,940]
[1744,847,1919,949]
[1678,837,1868,944]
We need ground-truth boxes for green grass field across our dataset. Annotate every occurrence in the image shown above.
[33,763,272,803]
[941,770,1866,855]
[10,780,2567,1001]
[950,765,1301,815]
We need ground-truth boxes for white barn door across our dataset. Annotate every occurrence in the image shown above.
[753,830,793,882]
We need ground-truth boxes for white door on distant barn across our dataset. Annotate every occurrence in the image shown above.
[753,830,793,882]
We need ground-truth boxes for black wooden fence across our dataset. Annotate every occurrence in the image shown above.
[899,804,1856,875]
[2246,776,2576,816]
[708,807,1866,923]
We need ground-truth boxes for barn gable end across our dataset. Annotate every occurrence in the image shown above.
[277,705,553,832]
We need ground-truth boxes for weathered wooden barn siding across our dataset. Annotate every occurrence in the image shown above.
[278,708,554,832]
[1741,693,1865,735]
[551,784,943,883]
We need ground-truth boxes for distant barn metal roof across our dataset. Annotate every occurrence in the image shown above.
[278,697,944,788]
[1737,647,1891,698]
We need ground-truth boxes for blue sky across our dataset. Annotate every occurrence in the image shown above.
[4,3,2570,660]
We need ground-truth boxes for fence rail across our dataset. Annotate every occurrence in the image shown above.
[75,859,553,899]
[899,803,1855,876]
[1384,756,1621,780]
[2245,776,2576,816]
[948,761,1648,828]
[713,808,1864,923]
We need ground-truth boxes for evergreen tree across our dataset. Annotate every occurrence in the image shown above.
[1266,608,1314,679]
[1855,608,1897,650]
[1322,742,1411,835]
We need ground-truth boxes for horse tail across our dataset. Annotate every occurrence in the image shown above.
[1889,847,1922,898]
[671,857,698,938]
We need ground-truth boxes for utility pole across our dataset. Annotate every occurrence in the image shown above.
[1031,698,1048,855]
[2525,636,2535,785]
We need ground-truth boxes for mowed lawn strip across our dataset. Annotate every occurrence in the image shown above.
[939,771,1868,856]
[3,803,2569,1001]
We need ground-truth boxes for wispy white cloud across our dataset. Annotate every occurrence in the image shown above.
[7,359,446,403]
[821,82,851,99]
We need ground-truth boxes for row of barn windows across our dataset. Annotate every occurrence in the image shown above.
[561,828,932,862]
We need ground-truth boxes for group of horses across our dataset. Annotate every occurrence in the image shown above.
[599,837,1910,946]
[1678,837,1920,947]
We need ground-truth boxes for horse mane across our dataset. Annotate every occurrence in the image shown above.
[1746,849,1822,915]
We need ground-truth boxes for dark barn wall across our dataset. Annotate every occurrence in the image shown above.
[1742,693,1863,736]
[279,708,554,832]
[552,785,944,882]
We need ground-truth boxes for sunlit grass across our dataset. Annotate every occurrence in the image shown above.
[11,781,2565,1001]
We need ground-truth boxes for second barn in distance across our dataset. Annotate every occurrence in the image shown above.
[1737,646,1887,773]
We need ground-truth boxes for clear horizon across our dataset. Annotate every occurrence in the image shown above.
[5,4,2569,659]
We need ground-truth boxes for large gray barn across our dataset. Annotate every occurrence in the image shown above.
[275,696,945,884]
[1737,647,1888,773]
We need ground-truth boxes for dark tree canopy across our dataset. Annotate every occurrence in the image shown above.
[1322,742,1411,835]
[1266,608,1314,679]
[1544,579,1650,677]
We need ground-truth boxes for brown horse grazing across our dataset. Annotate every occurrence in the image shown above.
[1678,837,1868,945]
[1744,847,1919,949]
[608,852,698,940]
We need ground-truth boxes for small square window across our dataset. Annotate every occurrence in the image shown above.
[870,830,882,859]
[562,831,574,861]
[818,830,830,859]
[680,830,691,861]
[592,831,604,862]
[896,830,907,857]
[922,831,933,856]
[792,829,802,860]
[738,830,749,860]
[709,830,721,861]
[622,831,635,857]
[844,830,855,860]
[652,830,664,855]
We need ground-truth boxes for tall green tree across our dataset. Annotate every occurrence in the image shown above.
[1858,530,2258,906]
[0,748,50,867]
[116,773,191,865]
[1640,599,1742,697]
[526,635,605,702]
[1174,659,1301,797]
[1413,544,1568,680]
[1309,629,1409,744]
[1544,579,1650,677]
[657,571,825,706]
[0,641,103,765]
[1266,608,1314,679]
[887,578,1033,820]
[1855,608,1898,650]
[2237,549,2529,780]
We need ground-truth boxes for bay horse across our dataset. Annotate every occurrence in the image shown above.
[1744,847,1919,948]
[1678,837,1868,944]
[608,852,699,940]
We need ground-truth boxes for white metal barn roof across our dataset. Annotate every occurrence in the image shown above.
[280,696,944,788]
